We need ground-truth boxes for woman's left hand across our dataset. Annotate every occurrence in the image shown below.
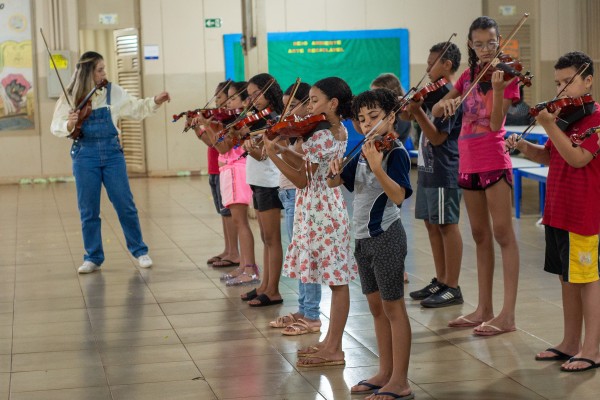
[154,92,171,105]
[491,70,516,92]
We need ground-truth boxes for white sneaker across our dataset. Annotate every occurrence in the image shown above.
[78,261,101,274]
[138,254,153,268]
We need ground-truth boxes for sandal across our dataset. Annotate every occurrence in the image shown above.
[535,348,575,361]
[248,293,283,307]
[269,313,298,328]
[220,265,244,281]
[296,353,345,368]
[297,345,320,357]
[282,319,321,336]
[212,259,240,268]
[225,265,260,286]
[242,288,259,302]
[206,255,222,264]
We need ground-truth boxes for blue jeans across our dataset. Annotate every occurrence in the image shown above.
[278,188,321,320]
[71,105,147,265]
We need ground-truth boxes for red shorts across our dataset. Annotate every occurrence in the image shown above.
[458,169,513,191]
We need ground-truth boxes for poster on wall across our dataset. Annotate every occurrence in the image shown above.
[0,0,35,131]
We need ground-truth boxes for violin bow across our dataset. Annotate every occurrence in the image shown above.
[458,13,529,108]
[512,62,590,145]
[40,28,74,109]
[202,79,232,109]
[281,78,301,119]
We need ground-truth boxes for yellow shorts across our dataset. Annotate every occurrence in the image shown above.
[544,226,599,283]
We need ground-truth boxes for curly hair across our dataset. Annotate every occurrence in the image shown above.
[554,51,594,78]
[467,16,499,82]
[351,88,398,120]
[429,42,461,73]
[248,73,284,114]
[67,51,103,105]
[313,77,353,119]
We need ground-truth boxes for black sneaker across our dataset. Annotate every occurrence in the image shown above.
[409,278,443,300]
[420,286,464,308]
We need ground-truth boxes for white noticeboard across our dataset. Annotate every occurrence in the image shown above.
[143,45,159,60]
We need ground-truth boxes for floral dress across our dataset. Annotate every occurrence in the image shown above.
[282,128,358,286]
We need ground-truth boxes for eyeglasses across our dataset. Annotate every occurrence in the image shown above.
[471,41,499,51]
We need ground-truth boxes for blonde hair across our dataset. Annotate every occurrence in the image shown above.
[66,51,103,106]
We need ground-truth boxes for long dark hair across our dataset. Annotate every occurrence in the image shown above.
[312,77,353,119]
[248,73,284,114]
[467,16,499,82]
[229,81,249,101]
[67,51,103,105]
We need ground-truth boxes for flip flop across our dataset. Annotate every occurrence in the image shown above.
[350,380,383,395]
[206,255,221,264]
[212,259,240,268]
[535,348,575,361]
[560,357,600,372]
[297,345,320,357]
[473,322,516,336]
[248,293,283,307]
[371,391,415,400]
[241,288,258,302]
[448,315,483,328]
[281,319,320,336]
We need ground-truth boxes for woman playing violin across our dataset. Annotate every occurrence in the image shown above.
[506,52,600,372]
[50,51,170,274]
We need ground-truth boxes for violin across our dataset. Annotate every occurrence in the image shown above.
[370,132,399,153]
[411,78,449,102]
[265,114,329,140]
[172,108,241,123]
[216,107,273,143]
[571,126,600,147]
[480,53,533,87]
[70,78,109,140]
[530,94,594,116]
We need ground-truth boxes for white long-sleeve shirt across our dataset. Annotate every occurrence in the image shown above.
[50,82,159,138]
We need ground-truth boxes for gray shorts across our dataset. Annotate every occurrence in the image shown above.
[414,186,461,224]
[354,219,407,301]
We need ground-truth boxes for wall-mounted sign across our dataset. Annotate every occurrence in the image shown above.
[499,5,517,16]
[99,13,118,25]
[143,45,159,60]
[205,18,222,28]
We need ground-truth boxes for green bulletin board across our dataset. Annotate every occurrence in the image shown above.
[223,29,410,93]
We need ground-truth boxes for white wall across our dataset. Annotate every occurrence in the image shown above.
[2,0,582,183]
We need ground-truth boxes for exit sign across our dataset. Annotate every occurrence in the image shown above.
[205,18,222,28]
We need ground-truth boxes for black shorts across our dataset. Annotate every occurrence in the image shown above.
[209,174,231,216]
[545,225,599,283]
[354,219,407,301]
[250,185,283,212]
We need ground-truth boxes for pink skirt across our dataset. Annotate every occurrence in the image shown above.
[220,164,252,207]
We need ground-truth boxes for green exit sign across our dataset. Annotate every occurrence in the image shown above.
[205,18,222,28]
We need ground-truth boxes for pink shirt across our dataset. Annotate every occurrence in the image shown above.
[454,68,520,173]
[218,146,246,171]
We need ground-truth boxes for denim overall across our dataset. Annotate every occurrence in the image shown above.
[71,83,148,265]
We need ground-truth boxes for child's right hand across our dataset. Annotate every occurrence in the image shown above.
[505,133,522,152]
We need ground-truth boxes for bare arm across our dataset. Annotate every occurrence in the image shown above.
[431,87,461,118]
[362,141,406,205]
[407,99,448,146]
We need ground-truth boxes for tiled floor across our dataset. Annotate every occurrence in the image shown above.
[0,171,597,399]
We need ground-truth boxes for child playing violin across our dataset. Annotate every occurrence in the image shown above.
[506,52,600,372]
[433,16,520,336]
[235,73,285,307]
[404,42,464,308]
[191,81,257,280]
[193,81,240,268]
[264,77,358,367]
[268,82,328,335]
[328,88,413,399]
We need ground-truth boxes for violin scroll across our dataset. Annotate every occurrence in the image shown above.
[571,126,600,147]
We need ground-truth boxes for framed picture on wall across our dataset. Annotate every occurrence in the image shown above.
[0,0,35,131]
